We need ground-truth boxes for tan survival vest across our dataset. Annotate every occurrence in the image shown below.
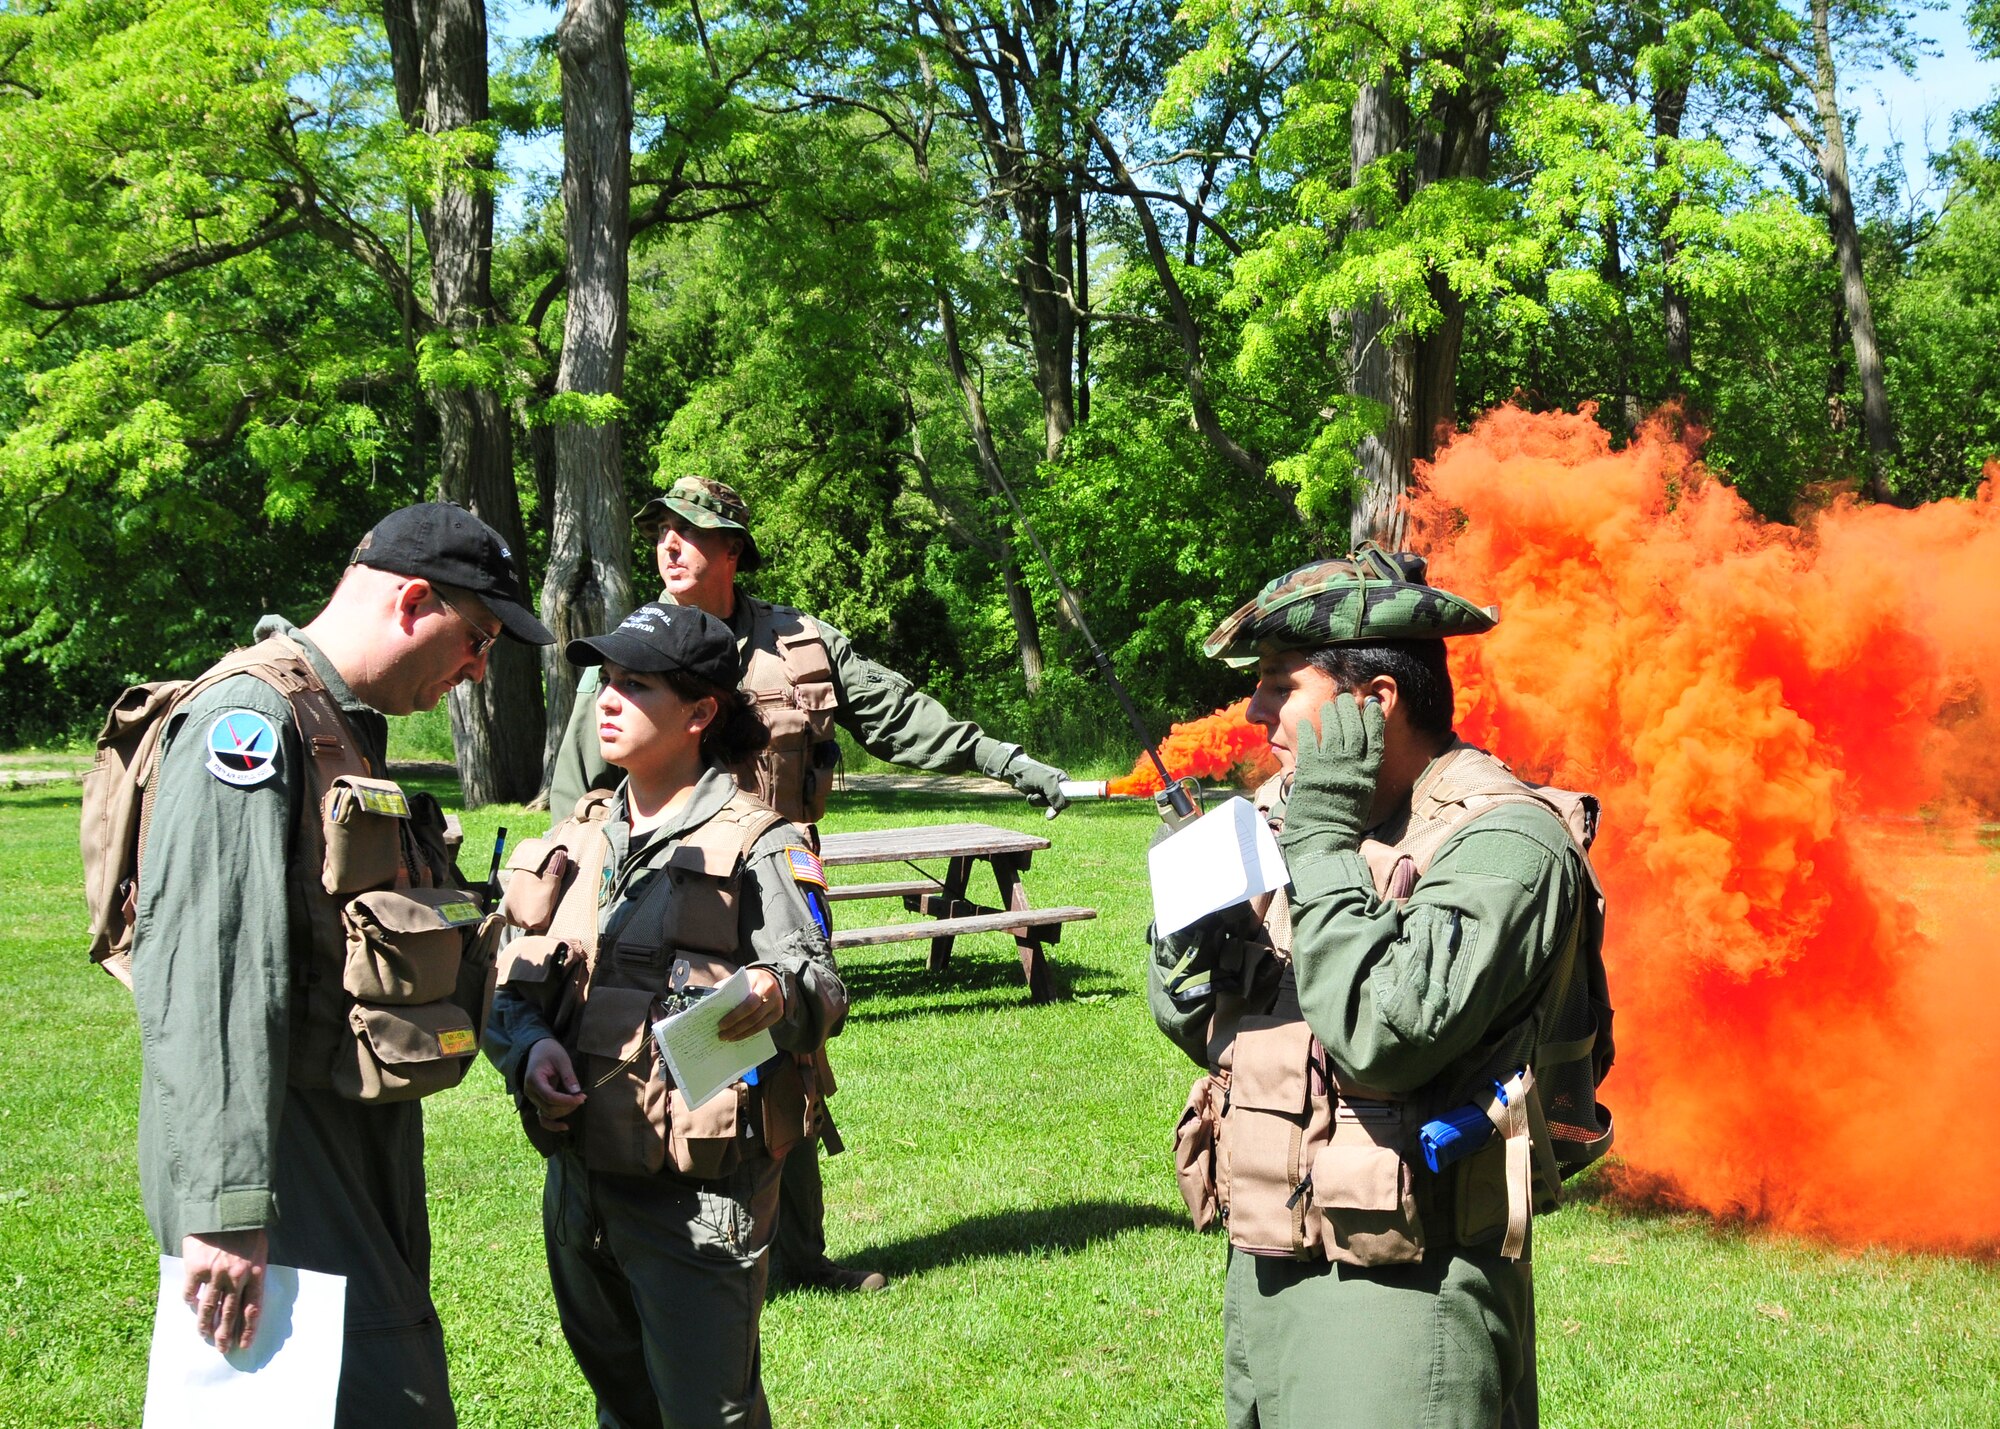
[497,785,823,1178]
[1173,744,1612,1267]
[86,636,497,1103]
[735,599,840,826]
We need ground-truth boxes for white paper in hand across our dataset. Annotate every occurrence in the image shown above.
[1148,795,1291,937]
[144,1255,345,1429]
[650,965,778,1110]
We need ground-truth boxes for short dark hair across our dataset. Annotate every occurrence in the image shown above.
[1306,639,1455,735]
[662,671,770,765]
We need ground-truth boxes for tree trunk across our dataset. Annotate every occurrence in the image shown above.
[1072,179,1089,425]
[997,559,1046,693]
[1827,299,1850,433]
[1345,54,1494,550]
[1600,213,1641,439]
[1348,76,1412,550]
[1808,0,1895,499]
[1013,191,1074,461]
[541,0,636,785]
[935,289,1046,693]
[1654,79,1692,380]
[383,0,545,805]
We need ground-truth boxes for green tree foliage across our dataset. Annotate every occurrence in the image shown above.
[0,0,424,729]
[4,0,2000,755]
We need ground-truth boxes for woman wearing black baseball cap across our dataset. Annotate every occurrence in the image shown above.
[484,603,848,1427]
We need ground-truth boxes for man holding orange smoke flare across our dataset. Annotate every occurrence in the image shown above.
[1150,547,1613,1429]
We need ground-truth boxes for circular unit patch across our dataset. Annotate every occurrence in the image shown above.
[204,709,282,788]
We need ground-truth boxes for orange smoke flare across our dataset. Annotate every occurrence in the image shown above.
[1106,698,1279,796]
[1407,405,2000,1251]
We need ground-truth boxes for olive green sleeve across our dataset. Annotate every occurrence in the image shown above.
[1148,916,1236,1068]
[817,620,1009,774]
[132,674,299,1238]
[547,666,614,824]
[740,823,848,1050]
[1284,804,1582,1094]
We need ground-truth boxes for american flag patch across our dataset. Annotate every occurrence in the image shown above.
[786,846,826,888]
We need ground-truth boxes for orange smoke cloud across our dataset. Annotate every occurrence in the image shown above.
[1107,698,1279,796]
[1408,405,2000,1251]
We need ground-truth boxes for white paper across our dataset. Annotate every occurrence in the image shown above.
[144,1255,345,1429]
[1148,795,1291,937]
[650,965,778,1110]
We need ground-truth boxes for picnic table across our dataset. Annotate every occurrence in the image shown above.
[818,822,1097,1003]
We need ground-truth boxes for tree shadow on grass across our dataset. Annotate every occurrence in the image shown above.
[778,1199,1187,1291]
[835,951,1129,1022]
[0,790,86,810]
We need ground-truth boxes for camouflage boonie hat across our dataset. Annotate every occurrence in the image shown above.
[634,476,762,572]
[1204,543,1497,667]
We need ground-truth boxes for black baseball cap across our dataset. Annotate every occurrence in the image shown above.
[566,602,740,688]
[352,502,555,645]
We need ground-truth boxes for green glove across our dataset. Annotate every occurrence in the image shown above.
[975,738,1071,813]
[1278,693,1384,853]
[1006,753,1071,813]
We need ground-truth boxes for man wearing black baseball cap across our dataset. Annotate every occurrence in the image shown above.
[130,501,553,1429]
[351,500,555,649]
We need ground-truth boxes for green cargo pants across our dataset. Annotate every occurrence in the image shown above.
[769,1136,828,1281]
[543,1149,782,1429]
[1223,1241,1537,1429]
[263,1089,454,1429]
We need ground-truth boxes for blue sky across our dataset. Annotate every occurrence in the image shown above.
[1845,3,1997,203]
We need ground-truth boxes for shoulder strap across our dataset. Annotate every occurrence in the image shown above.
[682,787,786,868]
[548,799,617,959]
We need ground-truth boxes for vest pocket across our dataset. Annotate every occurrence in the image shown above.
[668,1082,747,1180]
[1452,1137,1511,1246]
[334,1001,478,1103]
[573,987,669,1177]
[320,777,412,895]
[499,838,571,934]
[342,888,478,1003]
[1173,1074,1222,1232]
[757,1054,811,1163]
[497,933,574,988]
[1217,1016,1325,1259]
[744,702,815,823]
[1311,1140,1425,1266]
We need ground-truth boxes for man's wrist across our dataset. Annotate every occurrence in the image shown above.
[1285,846,1374,904]
[184,1188,276,1236]
[973,737,1023,779]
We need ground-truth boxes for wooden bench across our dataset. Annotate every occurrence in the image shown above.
[818,822,1099,1003]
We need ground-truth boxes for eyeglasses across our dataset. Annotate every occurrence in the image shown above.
[436,591,500,659]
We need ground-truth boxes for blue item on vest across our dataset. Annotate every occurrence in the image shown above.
[1420,1077,1515,1173]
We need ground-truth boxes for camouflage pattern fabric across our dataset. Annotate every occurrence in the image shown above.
[1204,543,1497,665]
[634,476,763,571]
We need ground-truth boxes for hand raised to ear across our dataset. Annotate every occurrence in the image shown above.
[1279,693,1385,852]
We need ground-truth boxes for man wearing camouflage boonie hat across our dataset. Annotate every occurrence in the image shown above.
[1149,545,1605,1429]
[631,476,767,571]
[550,474,1072,1294]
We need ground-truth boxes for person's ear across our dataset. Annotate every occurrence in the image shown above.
[1362,673,1399,722]
[395,578,432,631]
[688,694,719,737]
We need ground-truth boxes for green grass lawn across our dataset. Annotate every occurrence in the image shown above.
[3,779,1997,1427]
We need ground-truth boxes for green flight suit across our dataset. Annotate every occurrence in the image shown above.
[133,616,454,1428]
[548,586,1016,1284]
[1150,762,1584,1429]
[486,766,847,1429]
